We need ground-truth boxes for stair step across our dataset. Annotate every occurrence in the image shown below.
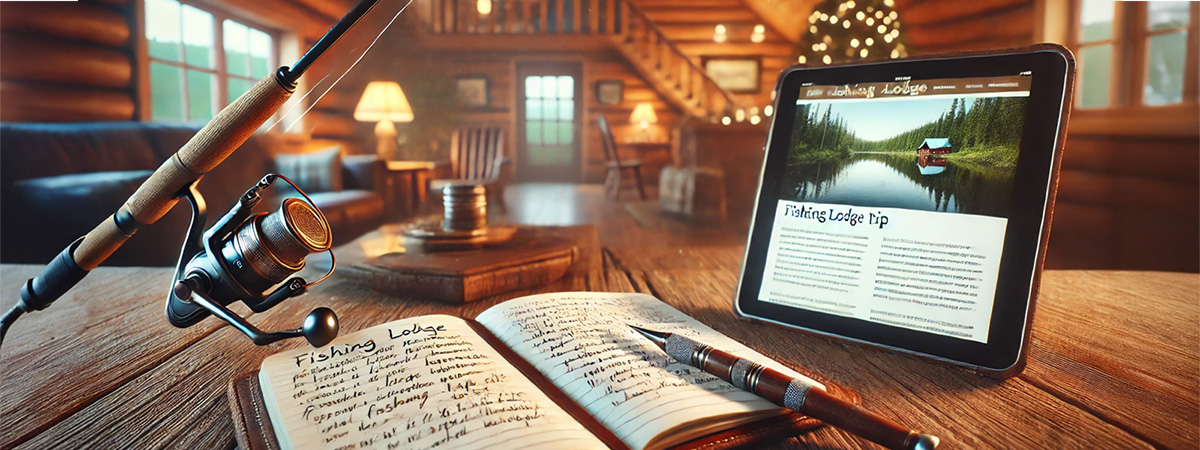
[638,8,758,24]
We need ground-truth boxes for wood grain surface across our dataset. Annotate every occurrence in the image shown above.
[1,186,1196,449]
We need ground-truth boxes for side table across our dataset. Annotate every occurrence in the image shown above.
[383,160,437,219]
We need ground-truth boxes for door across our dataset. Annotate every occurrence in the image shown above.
[517,62,583,182]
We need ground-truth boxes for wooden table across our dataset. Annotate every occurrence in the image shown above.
[1,242,1197,448]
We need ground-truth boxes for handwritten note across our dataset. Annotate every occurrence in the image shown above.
[475,292,823,450]
[258,315,605,450]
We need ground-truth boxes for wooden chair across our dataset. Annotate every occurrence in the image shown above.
[596,114,646,200]
[430,125,509,209]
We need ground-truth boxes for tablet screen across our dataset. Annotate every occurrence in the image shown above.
[756,74,1031,344]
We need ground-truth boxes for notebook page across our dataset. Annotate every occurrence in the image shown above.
[475,293,824,450]
[258,315,606,450]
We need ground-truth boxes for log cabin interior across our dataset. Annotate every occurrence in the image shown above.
[2,2,1200,449]
[0,0,1196,273]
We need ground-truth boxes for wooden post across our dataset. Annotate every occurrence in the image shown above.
[556,0,565,33]
[590,0,600,34]
[539,0,549,33]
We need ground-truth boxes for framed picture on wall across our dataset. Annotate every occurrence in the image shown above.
[456,75,490,108]
[703,57,761,93]
[595,80,624,105]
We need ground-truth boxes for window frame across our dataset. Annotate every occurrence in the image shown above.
[137,0,281,122]
[1057,0,1199,137]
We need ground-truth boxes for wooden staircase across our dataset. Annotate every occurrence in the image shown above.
[614,0,796,119]
[417,0,796,120]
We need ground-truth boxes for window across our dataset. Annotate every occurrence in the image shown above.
[1069,0,1198,110]
[144,0,276,122]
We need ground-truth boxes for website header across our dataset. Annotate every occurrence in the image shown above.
[797,75,1031,101]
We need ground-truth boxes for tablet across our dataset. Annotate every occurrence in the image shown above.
[735,45,1074,378]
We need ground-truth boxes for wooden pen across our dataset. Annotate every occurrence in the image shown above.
[629,325,939,450]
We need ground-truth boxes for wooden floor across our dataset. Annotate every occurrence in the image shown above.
[499,182,751,263]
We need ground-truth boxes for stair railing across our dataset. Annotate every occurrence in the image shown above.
[619,1,738,118]
[427,0,624,35]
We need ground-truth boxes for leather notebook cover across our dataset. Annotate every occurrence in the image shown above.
[228,319,861,450]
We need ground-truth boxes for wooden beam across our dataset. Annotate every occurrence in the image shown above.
[187,0,334,39]
[288,0,358,22]
[0,32,132,88]
[0,81,134,122]
[903,5,1033,48]
[672,41,793,57]
[637,7,757,24]
[900,0,1031,26]
[416,34,615,51]
[0,2,129,47]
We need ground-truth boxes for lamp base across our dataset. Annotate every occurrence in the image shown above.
[375,119,398,160]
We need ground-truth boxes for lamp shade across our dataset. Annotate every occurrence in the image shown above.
[354,81,414,123]
[630,102,658,128]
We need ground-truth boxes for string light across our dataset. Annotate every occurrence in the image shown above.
[735,109,746,122]
[750,115,761,125]
[713,24,727,43]
[764,105,774,116]
[477,0,492,15]
[798,0,905,65]
[721,116,732,126]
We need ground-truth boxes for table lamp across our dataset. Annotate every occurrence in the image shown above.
[354,81,414,159]
[630,102,658,142]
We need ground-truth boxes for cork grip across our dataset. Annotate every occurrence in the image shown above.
[74,74,293,270]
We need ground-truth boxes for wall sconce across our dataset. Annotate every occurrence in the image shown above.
[751,24,765,43]
[354,81,414,159]
[713,24,727,43]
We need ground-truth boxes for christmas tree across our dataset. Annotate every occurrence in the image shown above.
[796,0,908,65]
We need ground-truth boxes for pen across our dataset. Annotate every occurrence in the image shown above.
[628,325,939,450]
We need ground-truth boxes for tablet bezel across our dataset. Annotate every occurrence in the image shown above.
[734,47,1072,375]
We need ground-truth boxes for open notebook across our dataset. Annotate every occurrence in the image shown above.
[228,292,858,450]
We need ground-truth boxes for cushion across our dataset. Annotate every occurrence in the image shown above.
[0,122,161,181]
[1,170,153,263]
[274,146,343,193]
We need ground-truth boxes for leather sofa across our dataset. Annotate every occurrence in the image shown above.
[1,122,385,267]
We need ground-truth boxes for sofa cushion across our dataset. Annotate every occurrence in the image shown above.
[12,170,152,219]
[0,122,160,181]
[275,147,344,193]
[1,170,155,265]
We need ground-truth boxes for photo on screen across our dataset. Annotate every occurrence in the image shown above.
[780,96,1027,219]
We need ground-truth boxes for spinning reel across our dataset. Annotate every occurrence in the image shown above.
[167,174,340,347]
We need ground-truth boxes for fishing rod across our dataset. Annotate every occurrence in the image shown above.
[0,0,393,349]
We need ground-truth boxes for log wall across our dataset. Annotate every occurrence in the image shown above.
[0,0,136,122]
